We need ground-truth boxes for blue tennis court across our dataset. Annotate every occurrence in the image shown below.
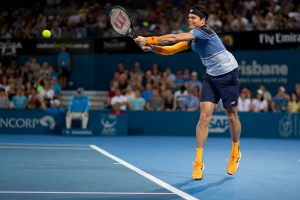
[0,135,300,200]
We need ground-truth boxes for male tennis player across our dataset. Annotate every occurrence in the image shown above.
[134,4,241,180]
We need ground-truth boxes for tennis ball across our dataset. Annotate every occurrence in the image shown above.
[42,30,51,38]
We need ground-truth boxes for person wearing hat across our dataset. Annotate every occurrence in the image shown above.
[66,87,90,129]
[134,4,242,180]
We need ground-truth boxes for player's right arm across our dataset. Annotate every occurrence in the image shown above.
[150,41,189,55]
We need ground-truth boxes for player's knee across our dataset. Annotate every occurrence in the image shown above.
[226,112,238,123]
[199,113,212,126]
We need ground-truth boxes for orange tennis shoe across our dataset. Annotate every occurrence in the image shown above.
[192,162,204,180]
[227,151,242,175]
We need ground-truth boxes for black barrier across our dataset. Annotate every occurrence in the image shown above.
[1,30,299,55]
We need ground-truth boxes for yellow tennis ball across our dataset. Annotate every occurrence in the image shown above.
[42,30,51,38]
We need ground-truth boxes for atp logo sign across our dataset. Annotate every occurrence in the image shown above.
[209,115,229,134]
[101,115,117,135]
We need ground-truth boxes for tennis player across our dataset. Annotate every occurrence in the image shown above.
[134,4,241,180]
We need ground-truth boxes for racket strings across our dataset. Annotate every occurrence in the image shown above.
[110,9,131,35]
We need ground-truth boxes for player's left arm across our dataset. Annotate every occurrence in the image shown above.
[135,33,195,46]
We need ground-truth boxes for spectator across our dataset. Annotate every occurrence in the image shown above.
[287,93,299,113]
[66,87,90,129]
[0,88,9,108]
[163,89,175,111]
[110,102,125,115]
[238,88,251,112]
[125,85,135,100]
[187,71,202,91]
[26,88,42,109]
[111,88,128,111]
[173,85,188,110]
[1,40,16,67]
[251,89,268,112]
[141,83,153,101]
[44,99,65,115]
[11,88,28,109]
[50,76,61,97]
[271,86,289,112]
[129,89,146,111]
[146,88,165,111]
[39,81,55,106]
[57,47,71,89]
[259,84,272,103]
[174,70,185,89]
[181,89,199,111]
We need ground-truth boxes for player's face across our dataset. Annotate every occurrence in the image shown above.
[188,13,205,29]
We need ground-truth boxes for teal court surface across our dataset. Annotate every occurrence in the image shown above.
[0,135,300,200]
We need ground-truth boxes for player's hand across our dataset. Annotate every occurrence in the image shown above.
[134,36,147,46]
[141,45,153,52]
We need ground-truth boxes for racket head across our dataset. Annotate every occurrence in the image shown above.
[109,6,137,38]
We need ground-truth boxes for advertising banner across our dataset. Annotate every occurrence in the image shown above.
[0,109,127,136]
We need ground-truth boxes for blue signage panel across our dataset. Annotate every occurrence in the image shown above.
[0,109,128,136]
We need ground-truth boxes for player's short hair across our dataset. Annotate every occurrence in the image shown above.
[189,4,209,20]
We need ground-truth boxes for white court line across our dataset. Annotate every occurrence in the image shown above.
[0,191,174,195]
[0,143,89,147]
[90,145,198,200]
[0,146,92,150]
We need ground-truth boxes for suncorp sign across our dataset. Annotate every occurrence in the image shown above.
[0,116,55,130]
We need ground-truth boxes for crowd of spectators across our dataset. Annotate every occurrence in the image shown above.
[0,0,299,39]
[0,57,62,110]
[107,61,300,113]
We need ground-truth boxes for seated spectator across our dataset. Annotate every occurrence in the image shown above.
[187,71,202,91]
[26,88,42,109]
[271,86,289,112]
[163,89,175,111]
[0,88,9,108]
[173,85,188,110]
[146,88,165,111]
[287,93,299,113]
[111,88,128,111]
[141,83,153,101]
[11,88,28,109]
[183,68,191,82]
[44,99,64,115]
[39,81,55,107]
[238,88,251,112]
[129,89,146,111]
[251,89,268,112]
[174,70,185,89]
[125,85,135,100]
[0,76,10,92]
[110,102,125,115]
[66,87,90,129]
[181,89,199,111]
[50,76,61,97]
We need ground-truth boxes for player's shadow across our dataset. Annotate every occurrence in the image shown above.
[174,176,234,194]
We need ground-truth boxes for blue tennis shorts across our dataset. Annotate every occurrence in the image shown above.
[200,68,239,108]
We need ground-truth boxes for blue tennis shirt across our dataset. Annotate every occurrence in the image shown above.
[189,25,238,76]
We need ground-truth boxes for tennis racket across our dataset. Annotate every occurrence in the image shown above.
[109,6,137,38]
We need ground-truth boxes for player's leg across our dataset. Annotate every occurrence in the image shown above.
[225,106,241,175]
[192,75,219,180]
[217,69,241,175]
